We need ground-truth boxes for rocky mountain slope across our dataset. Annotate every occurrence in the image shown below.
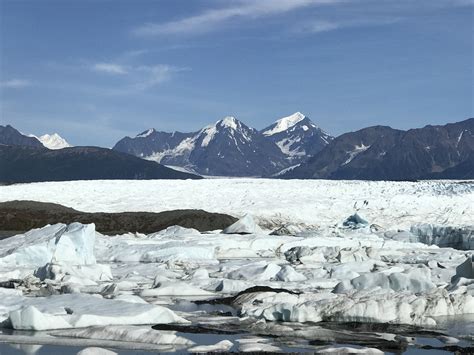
[0,125,44,148]
[282,118,474,180]
[0,145,200,183]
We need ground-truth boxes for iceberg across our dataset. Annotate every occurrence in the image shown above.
[8,294,189,330]
[222,214,262,234]
[343,213,368,229]
[0,223,96,267]
[410,224,474,250]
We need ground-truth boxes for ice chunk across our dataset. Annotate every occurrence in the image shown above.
[237,337,282,352]
[8,294,188,330]
[54,326,194,346]
[188,340,233,352]
[141,281,215,297]
[276,265,307,282]
[215,279,254,294]
[343,213,368,229]
[34,263,112,283]
[437,335,460,344]
[191,268,209,280]
[337,248,373,263]
[334,266,436,293]
[216,247,260,259]
[410,224,474,250]
[330,261,376,280]
[135,245,215,263]
[316,346,383,354]
[238,342,282,352]
[77,348,118,355]
[384,230,420,243]
[451,255,474,283]
[284,247,313,264]
[0,223,96,267]
[226,261,281,281]
[222,214,262,234]
[270,224,303,236]
[148,225,200,238]
[238,289,474,326]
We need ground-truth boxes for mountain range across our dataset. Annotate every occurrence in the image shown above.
[282,118,474,180]
[0,125,200,183]
[1,116,473,181]
[113,113,332,176]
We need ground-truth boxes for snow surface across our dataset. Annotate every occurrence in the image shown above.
[219,116,238,130]
[200,124,217,147]
[146,136,196,164]
[262,112,306,136]
[276,137,306,157]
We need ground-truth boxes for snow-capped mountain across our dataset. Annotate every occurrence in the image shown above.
[188,116,288,176]
[1,126,72,150]
[33,133,72,150]
[114,116,288,176]
[113,129,195,167]
[282,118,474,180]
[0,124,200,182]
[261,112,334,163]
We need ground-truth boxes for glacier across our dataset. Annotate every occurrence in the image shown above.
[0,179,473,353]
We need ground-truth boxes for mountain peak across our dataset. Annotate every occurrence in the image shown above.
[0,124,44,148]
[218,116,239,130]
[36,133,72,150]
[262,112,307,136]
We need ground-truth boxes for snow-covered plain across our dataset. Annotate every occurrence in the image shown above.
[0,179,473,353]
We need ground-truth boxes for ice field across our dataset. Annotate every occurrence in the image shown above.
[1,179,473,229]
[0,179,473,353]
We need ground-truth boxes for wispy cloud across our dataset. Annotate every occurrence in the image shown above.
[0,79,32,89]
[91,61,189,93]
[132,0,473,37]
[295,17,401,34]
[131,64,188,90]
[299,20,341,33]
[93,63,128,75]
[132,0,340,36]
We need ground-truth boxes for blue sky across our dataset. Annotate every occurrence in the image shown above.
[1,0,473,146]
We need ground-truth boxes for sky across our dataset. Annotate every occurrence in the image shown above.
[0,0,473,147]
